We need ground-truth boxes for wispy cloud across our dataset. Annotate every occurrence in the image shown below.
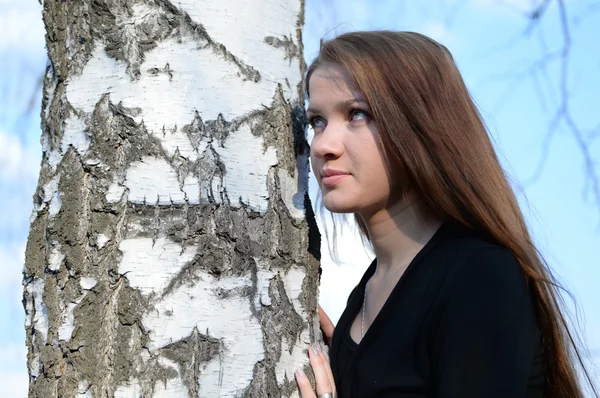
[0,243,25,296]
[0,131,38,398]
[0,131,40,183]
[0,370,28,398]
[0,342,28,397]
[0,343,27,369]
[0,3,43,397]
[418,20,461,50]
[0,334,27,397]
[0,131,41,247]
[470,0,538,14]
[0,1,44,55]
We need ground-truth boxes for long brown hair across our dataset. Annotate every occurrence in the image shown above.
[306,30,597,398]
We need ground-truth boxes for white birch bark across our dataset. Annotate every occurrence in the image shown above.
[24,0,320,396]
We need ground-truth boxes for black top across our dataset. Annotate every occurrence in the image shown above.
[331,222,545,398]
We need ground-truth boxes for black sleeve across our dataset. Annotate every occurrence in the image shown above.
[430,247,541,398]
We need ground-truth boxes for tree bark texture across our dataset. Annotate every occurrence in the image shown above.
[24,0,320,396]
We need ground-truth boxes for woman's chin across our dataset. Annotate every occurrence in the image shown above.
[322,197,359,214]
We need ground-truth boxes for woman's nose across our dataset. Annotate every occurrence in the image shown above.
[310,124,344,160]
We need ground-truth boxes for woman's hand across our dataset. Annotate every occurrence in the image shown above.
[295,343,337,398]
[319,305,335,349]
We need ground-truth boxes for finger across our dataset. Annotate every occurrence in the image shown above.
[309,343,334,396]
[295,368,316,398]
[319,305,335,347]
[318,348,335,394]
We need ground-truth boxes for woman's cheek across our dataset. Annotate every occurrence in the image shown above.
[310,158,322,182]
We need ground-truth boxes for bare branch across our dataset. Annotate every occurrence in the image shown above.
[573,0,600,25]
[471,0,550,60]
[554,0,600,210]
[473,50,562,114]
[535,23,559,106]
[523,0,552,36]
[523,108,562,187]
[530,67,550,113]
[474,0,600,215]
[588,123,600,142]
[473,28,530,59]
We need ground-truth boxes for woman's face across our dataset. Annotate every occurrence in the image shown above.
[308,64,402,216]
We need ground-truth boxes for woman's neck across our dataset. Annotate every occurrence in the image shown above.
[361,197,441,277]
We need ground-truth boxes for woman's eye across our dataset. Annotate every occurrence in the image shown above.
[310,117,326,129]
[350,110,369,122]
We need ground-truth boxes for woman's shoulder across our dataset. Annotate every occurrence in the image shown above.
[435,223,526,292]
[439,221,519,261]
[421,225,538,340]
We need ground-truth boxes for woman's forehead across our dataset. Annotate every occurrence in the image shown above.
[310,64,352,87]
[308,65,363,101]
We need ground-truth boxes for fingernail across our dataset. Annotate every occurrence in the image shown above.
[312,343,321,354]
[296,368,305,378]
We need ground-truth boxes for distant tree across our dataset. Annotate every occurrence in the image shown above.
[466,0,599,209]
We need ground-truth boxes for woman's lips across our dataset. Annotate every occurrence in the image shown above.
[322,174,349,188]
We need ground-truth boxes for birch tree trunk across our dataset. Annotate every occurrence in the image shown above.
[24,0,320,396]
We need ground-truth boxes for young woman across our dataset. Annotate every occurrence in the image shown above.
[294,31,597,398]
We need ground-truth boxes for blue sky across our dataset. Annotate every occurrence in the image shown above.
[1,0,598,396]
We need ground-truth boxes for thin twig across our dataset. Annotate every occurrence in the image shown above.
[523,108,563,187]
[555,0,600,210]
[523,0,552,36]
[573,0,600,24]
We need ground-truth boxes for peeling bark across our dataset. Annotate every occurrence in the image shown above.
[25,0,319,396]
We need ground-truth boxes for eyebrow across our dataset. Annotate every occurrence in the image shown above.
[306,98,368,116]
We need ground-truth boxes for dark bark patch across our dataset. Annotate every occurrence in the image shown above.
[160,328,221,396]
